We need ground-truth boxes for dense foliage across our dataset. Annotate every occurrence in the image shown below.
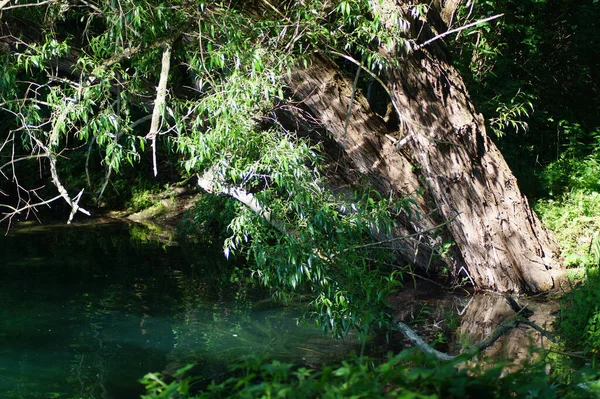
[0,0,420,337]
[453,0,600,268]
[139,352,600,399]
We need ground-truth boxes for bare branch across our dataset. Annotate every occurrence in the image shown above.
[1,194,62,223]
[146,42,172,177]
[393,307,558,362]
[393,321,456,361]
[197,170,288,235]
[414,14,504,50]
[0,0,56,11]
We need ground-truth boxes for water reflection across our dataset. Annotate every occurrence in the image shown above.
[457,293,558,363]
[390,283,558,365]
[0,222,353,399]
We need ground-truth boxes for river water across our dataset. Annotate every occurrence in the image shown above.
[0,221,354,399]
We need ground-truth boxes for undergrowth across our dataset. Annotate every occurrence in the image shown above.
[535,190,600,268]
[558,268,600,359]
[139,350,600,399]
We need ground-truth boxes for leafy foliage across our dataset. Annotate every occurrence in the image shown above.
[0,0,417,336]
[452,0,600,198]
[138,351,590,399]
[558,269,600,358]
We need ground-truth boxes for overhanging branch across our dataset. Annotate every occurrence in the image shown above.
[146,41,172,177]
[197,170,288,235]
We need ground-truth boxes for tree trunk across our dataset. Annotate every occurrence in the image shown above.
[285,55,456,280]
[380,0,562,293]
[286,2,563,293]
[386,50,561,292]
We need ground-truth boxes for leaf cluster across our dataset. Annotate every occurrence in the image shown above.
[0,0,420,336]
[140,350,573,399]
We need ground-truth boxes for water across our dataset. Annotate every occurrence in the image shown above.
[0,222,352,399]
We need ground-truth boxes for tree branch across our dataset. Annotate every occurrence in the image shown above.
[1,194,62,223]
[146,42,172,177]
[393,309,558,361]
[0,0,56,11]
[393,321,456,361]
[414,14,504,50]
[45,102,91,223]
[197,170,288,235]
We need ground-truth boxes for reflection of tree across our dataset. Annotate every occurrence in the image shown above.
[456,294,558,365]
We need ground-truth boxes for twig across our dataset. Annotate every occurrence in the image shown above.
[96,164,112,202]
[343,65,361,138]
[1,194,62,223]
[325,50,392,101]
[0,0,55,11]
[85,137,95,189]
[414,14,504,50]
[353,212,461,249]
[518,319,558,343]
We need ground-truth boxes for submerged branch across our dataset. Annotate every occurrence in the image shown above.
[393,306,557,362]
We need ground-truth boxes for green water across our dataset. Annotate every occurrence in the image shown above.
[0,222,352,399]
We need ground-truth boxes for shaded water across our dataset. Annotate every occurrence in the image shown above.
[0,222,353,399]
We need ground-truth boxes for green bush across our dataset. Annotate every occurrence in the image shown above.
[535,190,600,268]
[558,269,600,357]
[138,350,583,399]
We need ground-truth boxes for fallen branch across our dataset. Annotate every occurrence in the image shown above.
[392,308,557,361]
[393,321,456,361]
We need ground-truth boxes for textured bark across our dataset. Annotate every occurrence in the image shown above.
[284,2,564,293]
[286,55,455,277]
[373,0,562,292]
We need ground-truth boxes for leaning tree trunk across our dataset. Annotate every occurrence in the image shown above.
[285,55,457,280]
[286,2,563,293]
[374,0,562,292]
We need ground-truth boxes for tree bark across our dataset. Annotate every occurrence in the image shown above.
[377,0,562,293]
[285,2,563,293]
[285,55,456,278]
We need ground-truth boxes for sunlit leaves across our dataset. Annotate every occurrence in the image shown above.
[0,0,411,338]
[488,90,535,137]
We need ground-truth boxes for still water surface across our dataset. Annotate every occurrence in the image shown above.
[0,222,352,399]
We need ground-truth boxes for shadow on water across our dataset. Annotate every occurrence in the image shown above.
[0,221,355,399]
